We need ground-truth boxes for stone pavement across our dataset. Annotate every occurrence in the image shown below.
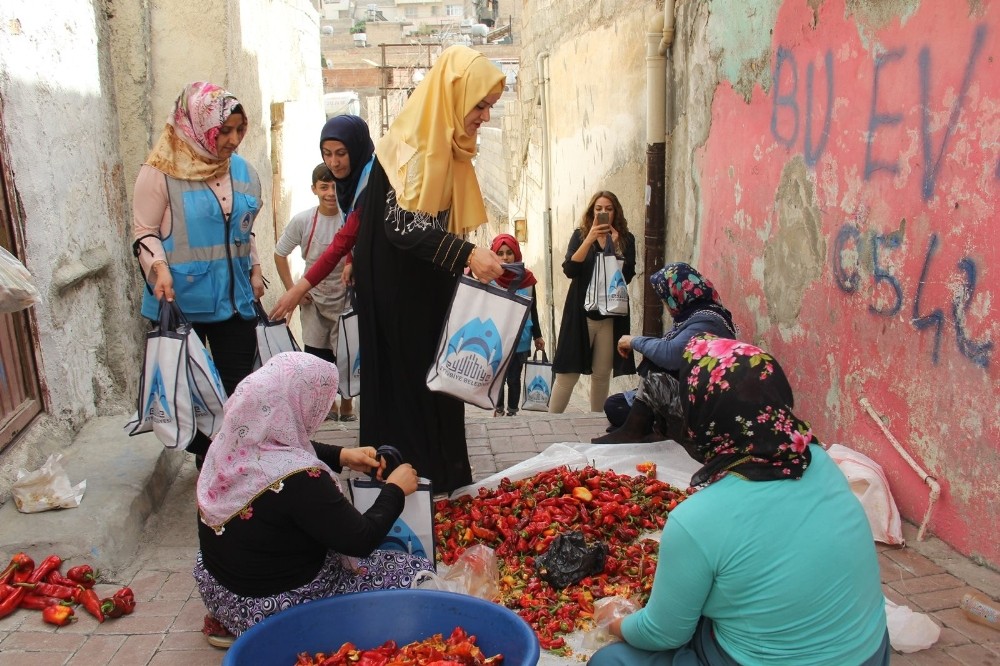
[0,407,999,665]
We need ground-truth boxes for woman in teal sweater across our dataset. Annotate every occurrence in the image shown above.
[589,335,889,666]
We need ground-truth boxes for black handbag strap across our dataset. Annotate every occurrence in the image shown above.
[531,349,549,364]
[156,298,189,333]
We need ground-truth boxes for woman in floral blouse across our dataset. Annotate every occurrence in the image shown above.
[589,335,890,666]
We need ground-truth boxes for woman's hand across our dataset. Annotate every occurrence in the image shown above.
[469,247,503,283]
[617,335,633,358]
[341,263,354,286]
[151,261,175,302]
[269,279,310,321]
[534,337,545,352]
[340,446,381,475]
[386,463,420,496]
[250,268,266,300]
[586,222,612,246]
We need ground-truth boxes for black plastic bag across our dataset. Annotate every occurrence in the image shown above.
[535,530,608,589]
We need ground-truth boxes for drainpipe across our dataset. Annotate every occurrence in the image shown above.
[859,396,942,542]
[642,6,672,336]
[536,51,556,346]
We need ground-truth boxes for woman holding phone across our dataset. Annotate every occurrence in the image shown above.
[549,190,636,413]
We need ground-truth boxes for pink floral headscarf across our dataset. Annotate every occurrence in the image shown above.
[197,352,339,532]
[144,81,243,181]
[169,81,241,159]
[680,335,813,488]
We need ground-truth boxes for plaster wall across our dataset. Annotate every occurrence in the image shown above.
[0,0,323,497]
[689,0,1000,568]
[0,1,142,495]
[508,0,654,401]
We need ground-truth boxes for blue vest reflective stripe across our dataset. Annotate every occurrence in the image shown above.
[140,154,261,322]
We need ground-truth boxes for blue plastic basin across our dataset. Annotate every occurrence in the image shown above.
[222,588,540,665]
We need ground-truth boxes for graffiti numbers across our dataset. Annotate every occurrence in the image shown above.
[835,228,991,368]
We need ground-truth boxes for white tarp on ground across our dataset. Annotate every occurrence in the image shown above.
[451,440,701,500]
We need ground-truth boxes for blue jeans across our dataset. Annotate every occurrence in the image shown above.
[589,619,891,666]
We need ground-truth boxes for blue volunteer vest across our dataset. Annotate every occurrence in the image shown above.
[140,154,261,322]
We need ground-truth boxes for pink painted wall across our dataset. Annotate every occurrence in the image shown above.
[697,0,999,567]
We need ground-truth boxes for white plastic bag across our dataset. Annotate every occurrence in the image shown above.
[885,598,940,652]
[414,544,499,600]
[11,454,87,513]
[827,443,904,545]
[0,245,41,313]
[580,596,639,650]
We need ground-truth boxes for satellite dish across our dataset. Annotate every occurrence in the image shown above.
[321,26,334,35]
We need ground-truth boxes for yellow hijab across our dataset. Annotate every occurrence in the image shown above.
[376,45,505,234]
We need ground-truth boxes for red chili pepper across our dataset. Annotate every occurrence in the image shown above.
[75,586,105,622]
[0,553,32,586]
[27,555,63,584]
[19,594,64,611]
[16,581,78,600]
[46,570,79,587]
[65,564,97,588]
[42,603,75,626]
[10,554,35,584]
[100,597,123,619]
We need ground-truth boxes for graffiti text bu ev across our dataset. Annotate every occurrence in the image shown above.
[772,24,989,201]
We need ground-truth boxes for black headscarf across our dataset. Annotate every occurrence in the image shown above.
[319,115,375,213]
[679,334,813,488]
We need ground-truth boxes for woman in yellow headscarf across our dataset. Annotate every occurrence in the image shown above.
[353,45,505,494]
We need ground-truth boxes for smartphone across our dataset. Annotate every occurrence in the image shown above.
[596,212,610,229]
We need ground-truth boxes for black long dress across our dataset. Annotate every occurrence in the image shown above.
[552,228,637,377]
[353,160,475,494]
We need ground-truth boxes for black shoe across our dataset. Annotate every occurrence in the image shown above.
[592,399,655,444]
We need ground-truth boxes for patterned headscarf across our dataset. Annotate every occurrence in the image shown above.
[197,352,340,532]
[145,81,243,181]
[680,334,813,488]
[490,233,537,289]
[320,115,375,213]
[376,45,505,233]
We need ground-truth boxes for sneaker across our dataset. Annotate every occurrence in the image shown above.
[207,633,236,649]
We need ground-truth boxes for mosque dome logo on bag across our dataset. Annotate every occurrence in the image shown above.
[442,318,503,387]
[526,375,551,402]
[352,349,361,379]
[608,271,628,307]
[143,370,173,424]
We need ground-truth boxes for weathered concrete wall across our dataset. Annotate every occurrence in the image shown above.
[508,0,654,400]
[0,0,324,497]
[0,0,143,495]
[690,0,1000,568]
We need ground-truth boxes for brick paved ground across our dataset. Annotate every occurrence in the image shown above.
[0,408,997,665]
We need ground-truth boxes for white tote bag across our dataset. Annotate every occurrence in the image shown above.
[349,476,436,569]
[186,330,228,438]
[426,272,531,410]
[336,288,361,398]
[520,350,554,412]
[128,300,198,449]
[584,235,629,316]
[252,301,301,370]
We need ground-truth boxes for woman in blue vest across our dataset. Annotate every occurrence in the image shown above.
[133,81,264,461]
[490,233,544,416]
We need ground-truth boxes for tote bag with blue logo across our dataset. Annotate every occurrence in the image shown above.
[520,350,553,412]
[426,270,531,410]
[336,288,361,398]
[584,234,629,316]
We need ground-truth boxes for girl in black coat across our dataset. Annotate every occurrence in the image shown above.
[549,190,636,413]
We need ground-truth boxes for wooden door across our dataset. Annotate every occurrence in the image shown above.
[0,105,43,451]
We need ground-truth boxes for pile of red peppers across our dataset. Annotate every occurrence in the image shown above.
[433,463,686,654]
[294,626,501,665]
[0,552,135,626]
